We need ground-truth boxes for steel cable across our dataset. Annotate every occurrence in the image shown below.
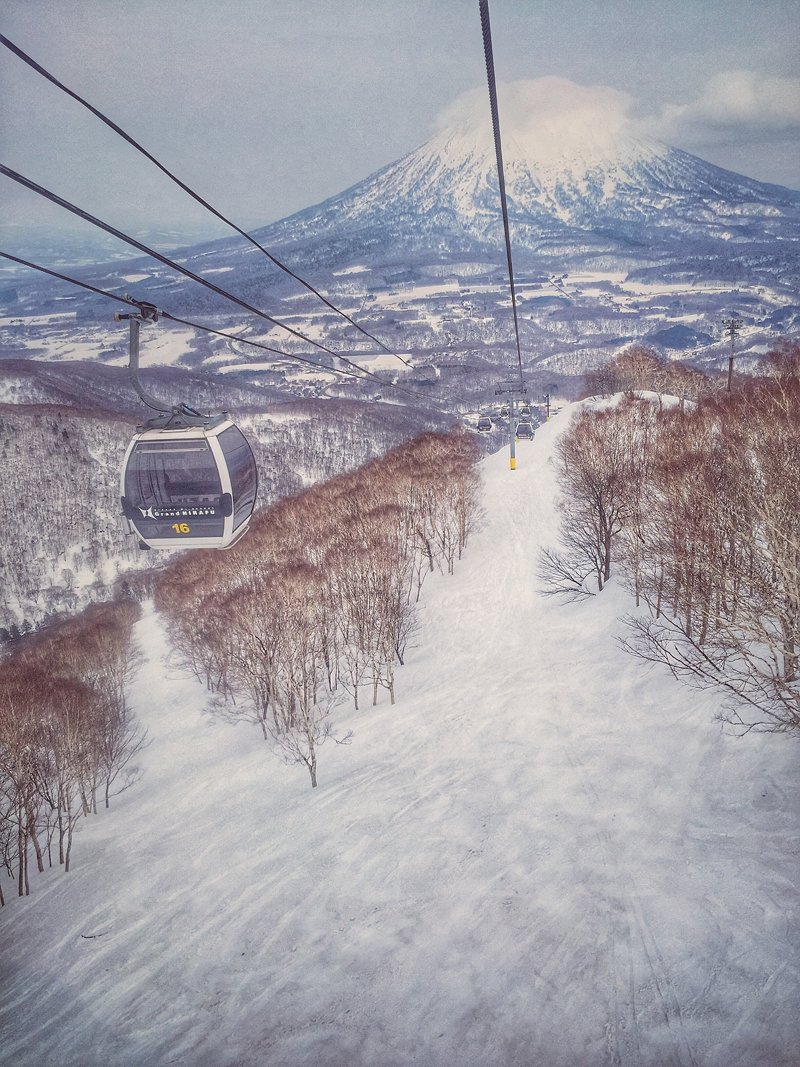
[0,250,449,404]
[0,32,410,367]
[0,163,396,386]
[478,0,524,386]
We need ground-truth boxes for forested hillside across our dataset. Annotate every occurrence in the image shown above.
[0,358,287,413]
[1,429,478,901]
[0,600,143,901]
[543,341,800,736]
[0,405,137,628]
[157,429,481,787]
[0,397,452,631]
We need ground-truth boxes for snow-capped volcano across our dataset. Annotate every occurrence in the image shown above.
[254,77,800,275]
[412,78,672,223]
[8,77,798,331]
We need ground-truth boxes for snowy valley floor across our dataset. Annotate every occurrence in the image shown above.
[0,410,798,1067]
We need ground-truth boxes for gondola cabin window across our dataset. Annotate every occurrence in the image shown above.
[127,440,222,506]
[218,425,258,532]
[124,439,225,540]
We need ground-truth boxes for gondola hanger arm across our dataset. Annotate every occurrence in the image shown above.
[114,299,173,414]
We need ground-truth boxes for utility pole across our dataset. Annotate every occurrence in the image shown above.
[721,318,744,392]
[543,384,557,420]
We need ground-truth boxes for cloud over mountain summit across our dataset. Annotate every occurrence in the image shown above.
[652,70,800,146]
[434,78,659,178]
[248,75,800,278]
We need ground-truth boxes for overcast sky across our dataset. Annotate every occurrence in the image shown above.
[1,0,799,250]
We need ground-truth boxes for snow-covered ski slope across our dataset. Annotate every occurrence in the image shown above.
[1,408,798,1067]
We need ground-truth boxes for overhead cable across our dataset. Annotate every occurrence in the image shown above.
[478,0,524,386]
[0,250,435,401]
[0,32,410,368]
[0,163,386,381]
[0,250,375,385]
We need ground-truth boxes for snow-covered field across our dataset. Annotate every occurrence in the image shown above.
[105,326,198,367]
[0,312,78,327]
[0,409,797,1066]
[354,351,411,374]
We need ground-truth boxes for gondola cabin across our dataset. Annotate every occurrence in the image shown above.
[476,415,493,433]
[120,417,258,550]
[515,420,534,441]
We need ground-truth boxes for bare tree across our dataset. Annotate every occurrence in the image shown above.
[548,403,637,592]
[0,600,143,897]
[757,340,800,381]
[157,428,481,785]
[621,380,800,734]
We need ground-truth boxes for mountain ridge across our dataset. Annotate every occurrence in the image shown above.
[240,95,800,276]
[4,88,799,286]
[3,85,798,390]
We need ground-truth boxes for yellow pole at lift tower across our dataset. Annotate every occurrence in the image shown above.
[495,380,524,471]
[509,394,516,469]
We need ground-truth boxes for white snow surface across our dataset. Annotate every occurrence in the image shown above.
[333,266,371,276]
[354,352,409,373]
[1,410,798,1066]
[105,327,197,368]
[0,312,78,326]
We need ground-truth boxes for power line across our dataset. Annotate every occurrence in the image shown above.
[478,0,524,386]
[0,250,436,402]
[1,34,521,422]
[0,32,410,369]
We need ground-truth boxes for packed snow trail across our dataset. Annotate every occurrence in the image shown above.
[0,408,798,1067]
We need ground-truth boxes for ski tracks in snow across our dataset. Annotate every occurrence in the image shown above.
[3,410,797,1067]
[563,741,696,1067]
[491,422,712,1067]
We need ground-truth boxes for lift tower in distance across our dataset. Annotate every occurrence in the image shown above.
[495,379,528,470]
